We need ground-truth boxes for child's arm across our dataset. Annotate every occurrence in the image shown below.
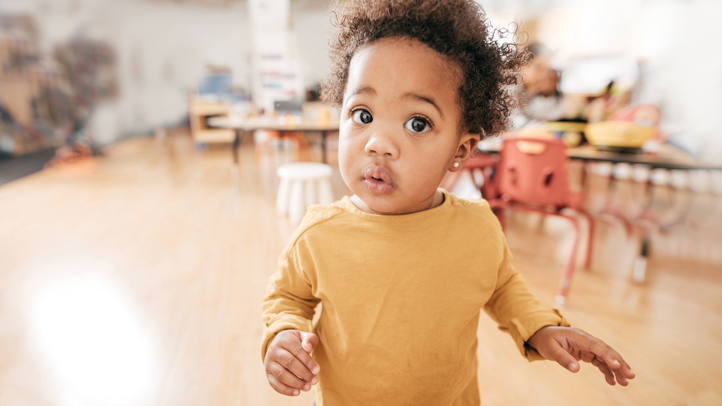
[262,241,321,396]
[526,326,635,386]
[482,232,634,386]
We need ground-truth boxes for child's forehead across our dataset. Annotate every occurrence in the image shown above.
[354,37,459,73]
[347,37,462,97]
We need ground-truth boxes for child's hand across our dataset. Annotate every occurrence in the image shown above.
[264,330,321,396]
[526,326,635,386]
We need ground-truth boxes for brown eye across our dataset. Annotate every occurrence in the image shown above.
[404,116,430,133]
[352,109,373,124]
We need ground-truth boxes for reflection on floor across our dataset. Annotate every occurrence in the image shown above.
[0,130,720,406]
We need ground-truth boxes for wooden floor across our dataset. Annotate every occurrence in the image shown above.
[1,131,721,406]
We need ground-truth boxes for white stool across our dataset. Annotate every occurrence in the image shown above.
[276,163,334,224]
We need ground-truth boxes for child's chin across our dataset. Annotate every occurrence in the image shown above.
[362,198,399,214]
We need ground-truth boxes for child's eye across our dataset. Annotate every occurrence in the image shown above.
[404,116,431,133]
[351,109,373,124]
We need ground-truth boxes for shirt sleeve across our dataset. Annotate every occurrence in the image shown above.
[482,236,571,361]
[260,237,320,362]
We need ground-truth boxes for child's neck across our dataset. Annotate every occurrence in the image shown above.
[350,189,445,215]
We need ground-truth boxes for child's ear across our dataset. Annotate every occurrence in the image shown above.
[449,133,480,172]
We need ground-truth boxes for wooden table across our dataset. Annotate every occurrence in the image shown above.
[565,144,722,170]
[207,115,340,165]
[479,141,722,170]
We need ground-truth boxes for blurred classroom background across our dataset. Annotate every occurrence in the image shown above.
[1,0,721,405]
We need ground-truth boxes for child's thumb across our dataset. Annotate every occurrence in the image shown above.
[300,332,319,353]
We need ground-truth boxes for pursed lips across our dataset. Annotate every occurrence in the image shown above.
[362,165,395,194]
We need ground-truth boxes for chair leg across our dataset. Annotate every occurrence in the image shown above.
[597,210,633,239]
[577,208,595,271]
[495,207,506,231]
[615,213,633,238]
[555,215,582,305]
[632,233,650,283]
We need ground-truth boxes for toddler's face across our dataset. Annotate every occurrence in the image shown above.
[339,37,476,215]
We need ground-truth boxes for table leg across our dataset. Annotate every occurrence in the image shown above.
[232,131,241,167]
[632,233,649,283]
[321,131,327,163]
[231,131,241,194]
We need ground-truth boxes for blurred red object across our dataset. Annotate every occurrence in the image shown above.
[488,137,594,304]
[609,104,661,127]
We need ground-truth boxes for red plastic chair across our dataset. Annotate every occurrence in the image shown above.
[488,137,594,304]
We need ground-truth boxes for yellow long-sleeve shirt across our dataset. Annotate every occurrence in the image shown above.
[262,190,569,405]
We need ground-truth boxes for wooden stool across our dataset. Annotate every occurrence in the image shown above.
[276,163,334,224]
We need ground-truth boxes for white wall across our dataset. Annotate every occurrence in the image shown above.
[0,0,254,145]
[0,0,335,145]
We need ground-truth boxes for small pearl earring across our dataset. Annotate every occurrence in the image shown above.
[453,162,460,168]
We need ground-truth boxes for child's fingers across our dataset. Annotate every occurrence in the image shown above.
[605,352,635,380]
[591,357,616,385]
[267,372,301,396]
[280,337,321,377]
[579,350,595,363]
[546,341,580,372]
[268,362,312,392]
[590,342,635,382]
[619,360,636,380]
[611,365,629,386]
[570,331,629,372]
[600,354,632,386]
[300,331,320,353]
[275,348,318,384]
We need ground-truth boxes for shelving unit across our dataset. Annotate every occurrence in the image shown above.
[188,97,235,144]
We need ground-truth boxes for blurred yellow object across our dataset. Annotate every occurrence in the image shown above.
[585,121,657,151]
[544,121,587,133]
[544,122,586,147]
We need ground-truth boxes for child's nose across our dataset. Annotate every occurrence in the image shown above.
[364,127,400,159]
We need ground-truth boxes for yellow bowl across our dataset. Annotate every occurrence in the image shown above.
[585,121,657,149]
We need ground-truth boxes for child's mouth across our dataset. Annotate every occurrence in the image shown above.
[362,166,395,194]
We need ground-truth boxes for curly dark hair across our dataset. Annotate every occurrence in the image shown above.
[321,0,529,138]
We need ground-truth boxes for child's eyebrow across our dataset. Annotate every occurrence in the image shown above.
[345,86,376,104]
[403,93,444,119]
[345,87,444,119]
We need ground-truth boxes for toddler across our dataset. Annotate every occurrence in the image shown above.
[261,0,635,404]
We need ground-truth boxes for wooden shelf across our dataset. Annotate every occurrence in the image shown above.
[188,98,234,143]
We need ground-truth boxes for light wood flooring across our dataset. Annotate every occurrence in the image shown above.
[1,131,721,406]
